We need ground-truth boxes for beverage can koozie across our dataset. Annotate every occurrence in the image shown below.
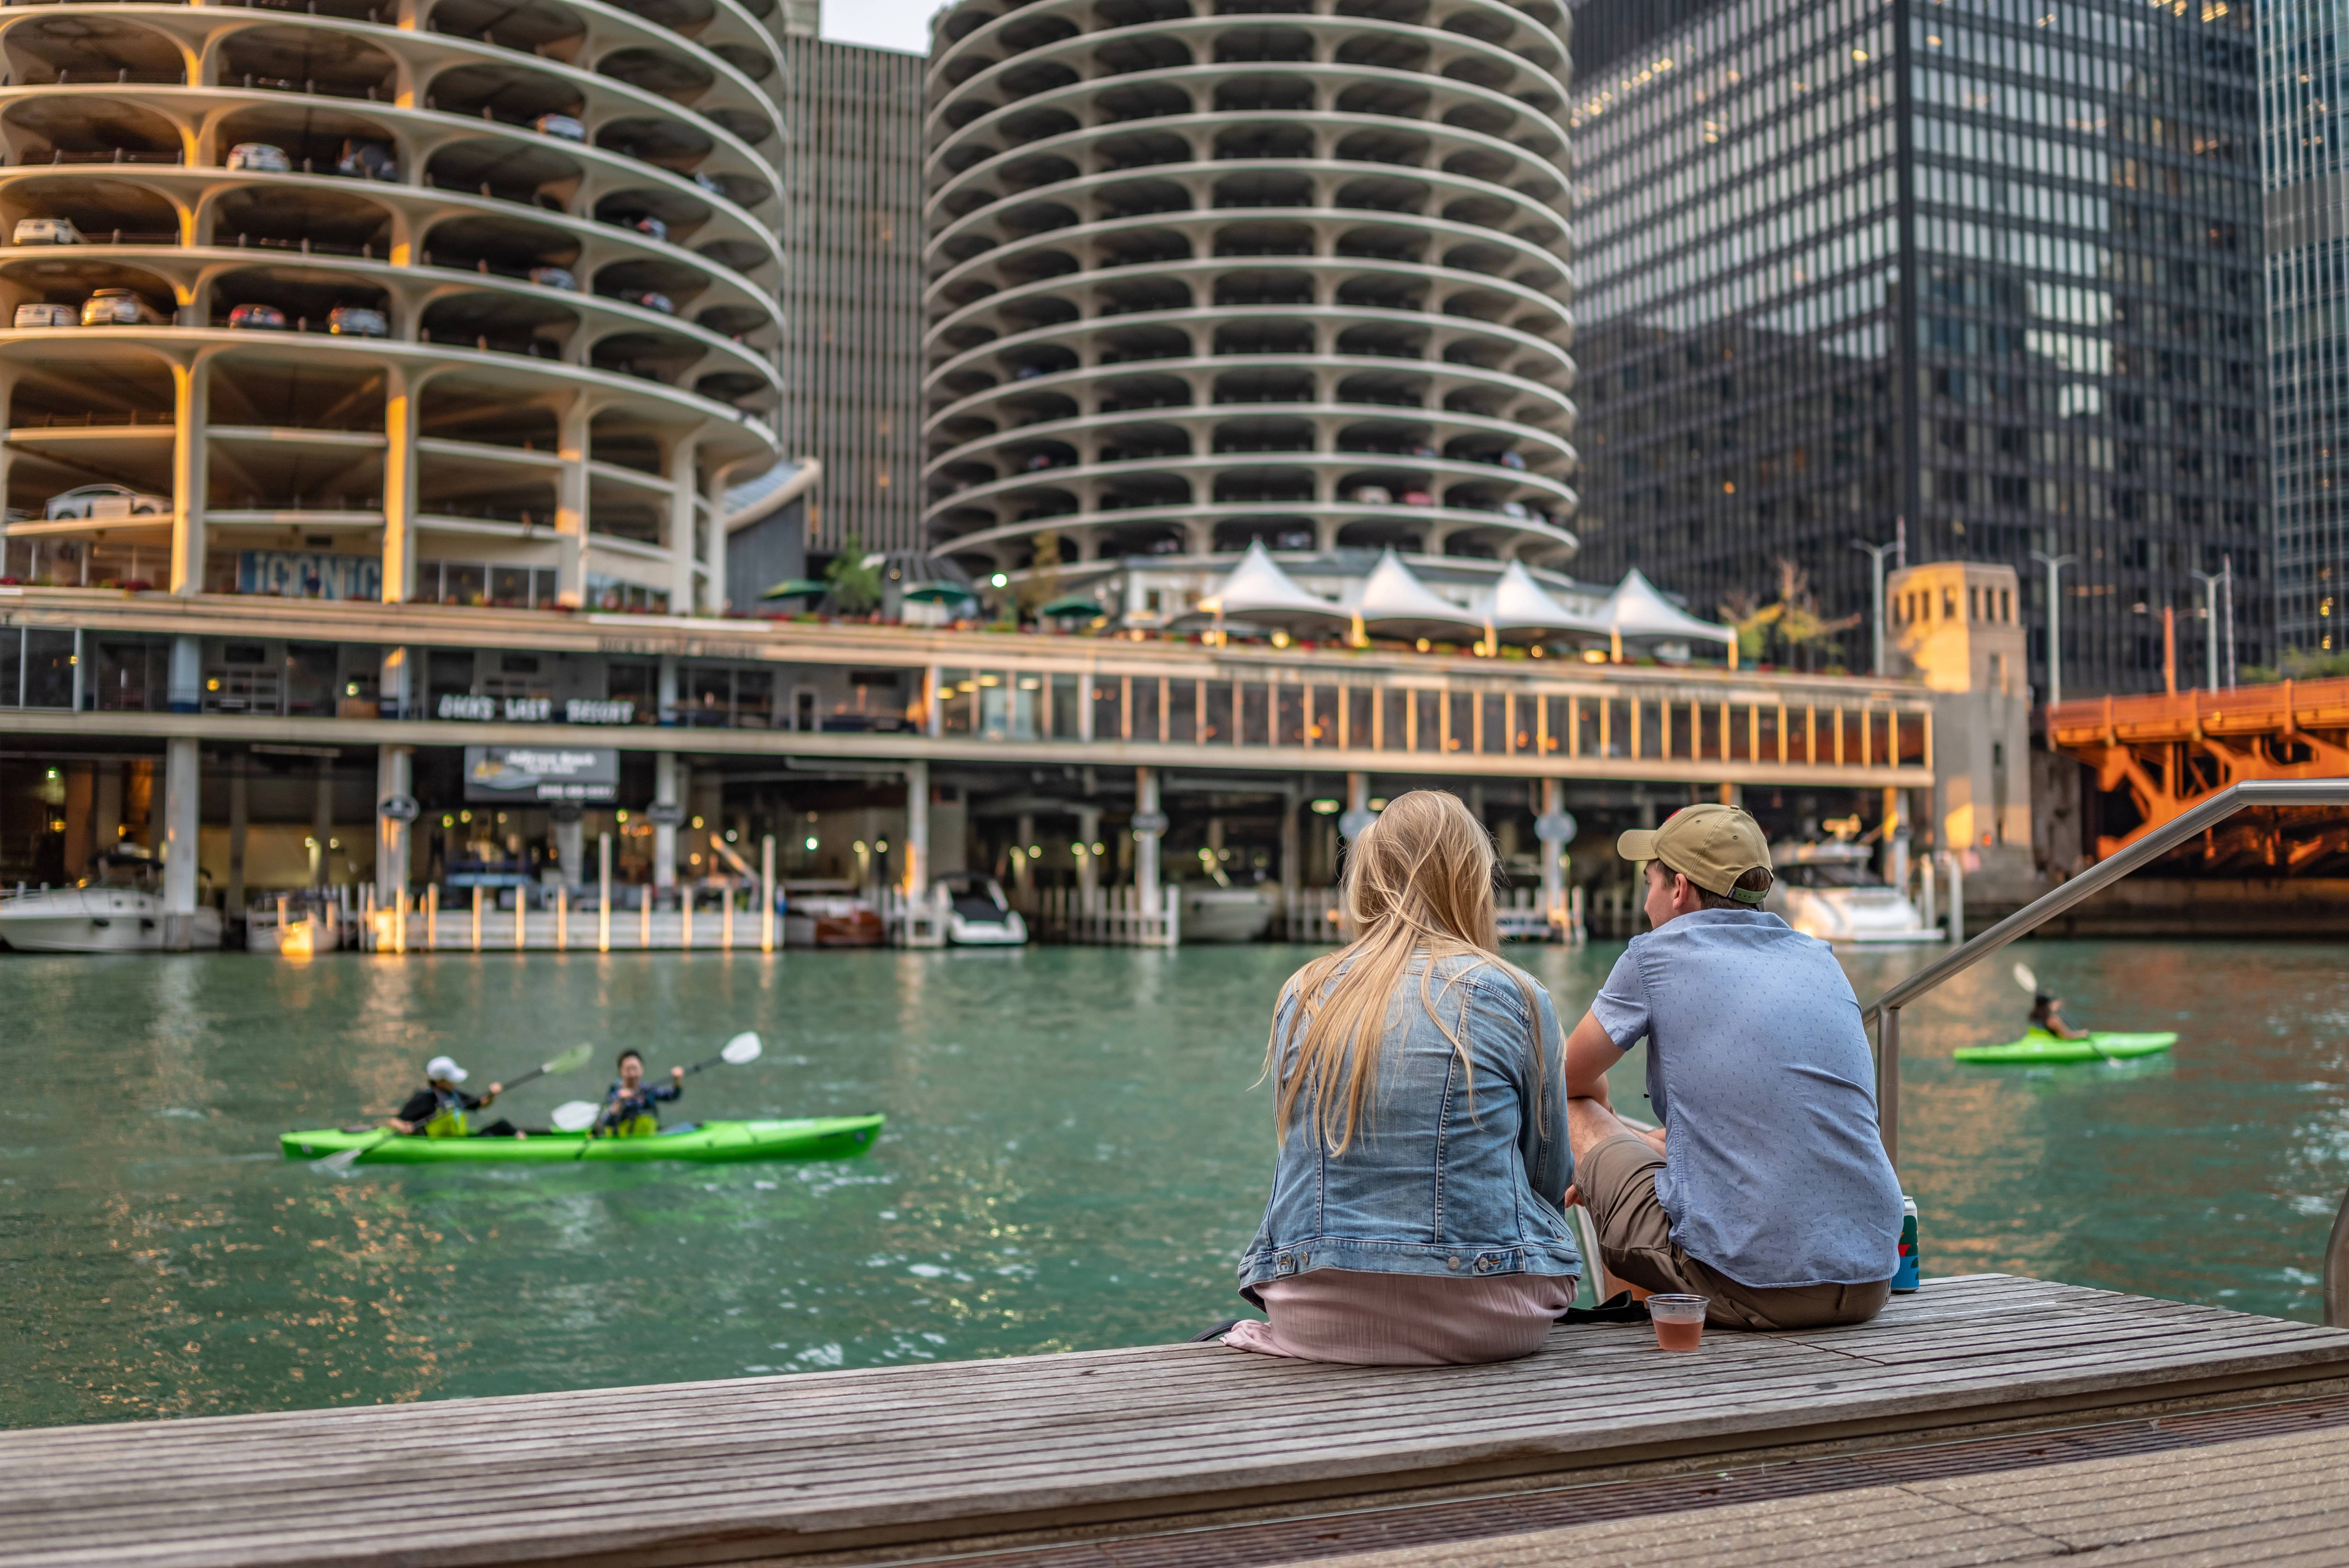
[1892,1194,1921,1293]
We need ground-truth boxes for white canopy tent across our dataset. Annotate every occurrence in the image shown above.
[1474,559,1611,645]
[1348,549,1487,642]
[1194,542,1352,633]
[1598,567,1738,664]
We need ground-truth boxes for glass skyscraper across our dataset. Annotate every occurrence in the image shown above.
[2263,0,2345,654]
[1572,0,2269,696]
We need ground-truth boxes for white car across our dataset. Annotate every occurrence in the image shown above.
[12,217,82,245]
[533,114,585,142]
[45,483,171,522]
[225,142,292,172]
[13,303,75,328]
[82,288,169,326]
[327,305,387,337]
[528,265,577,290]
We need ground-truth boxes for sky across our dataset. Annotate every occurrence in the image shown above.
[823,0,946,55]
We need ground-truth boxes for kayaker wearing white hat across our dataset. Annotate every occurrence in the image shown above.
[385,1055,517,1138]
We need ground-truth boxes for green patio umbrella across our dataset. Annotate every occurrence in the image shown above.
[758,577,830,600]
[901,581,978,604]
[1037,593,1106,618]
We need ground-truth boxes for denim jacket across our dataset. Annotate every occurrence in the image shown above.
[1237,951,1580,1301]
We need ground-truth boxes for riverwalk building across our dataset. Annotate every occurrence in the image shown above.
[1569,0,2271,699]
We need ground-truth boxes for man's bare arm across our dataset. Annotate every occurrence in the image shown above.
[1563,1009,1619,1105]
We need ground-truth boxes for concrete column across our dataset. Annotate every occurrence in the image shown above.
[657,653,679,726]
[1540,777,1565,924]
[1279,783,1300,922]
[653,750,679,889]
[142,758,164,853]
[94,763,123,855]
[555,397,590,607]
[667,431,700,612]
[381,645,411,720]
[1075,804,1101,899]
[1882,784,1909,893]
[169,356,209,594]
[226,750,248,917]
[311,755,334,887]
[62,765,94,882]
[554,808,584,889]
[1014,811,1035,891]
[1134,766,1162,912]
[1347,770,1369,818]
[167,634,201,714]
[376,745,412,903]
[904,759,929,895]
[162,736,200,948]
[381,364,420,602]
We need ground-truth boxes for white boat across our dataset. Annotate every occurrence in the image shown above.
[0,853,222,953]
[1766,841,1940,944]
[936,873,1027,946]
[1180,883,1276,943]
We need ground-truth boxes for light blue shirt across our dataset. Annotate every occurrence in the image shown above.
[1589,909,1902,1289]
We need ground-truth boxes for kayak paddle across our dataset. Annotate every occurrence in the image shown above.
[320,1042,598,1172]
[685,1030,762,1074]
[551,1101,600,1133]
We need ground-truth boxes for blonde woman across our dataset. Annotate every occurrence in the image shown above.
[1223,790,1579,1365]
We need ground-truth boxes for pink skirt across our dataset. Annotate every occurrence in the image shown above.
[1222,1267,1577,1366]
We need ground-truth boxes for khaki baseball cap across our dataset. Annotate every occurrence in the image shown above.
[1616,804,1773,902]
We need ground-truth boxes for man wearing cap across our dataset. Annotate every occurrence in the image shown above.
[1559,803,1903,1329]
[385,1056,517,1139]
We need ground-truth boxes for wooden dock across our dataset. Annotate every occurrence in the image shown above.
[9,1275,2349,1568]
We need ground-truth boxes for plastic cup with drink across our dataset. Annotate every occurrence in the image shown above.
[1648,1294,1709,1351]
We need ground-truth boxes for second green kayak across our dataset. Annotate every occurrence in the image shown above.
[281,1115,884,1166]
[1954,1030,2177,1065]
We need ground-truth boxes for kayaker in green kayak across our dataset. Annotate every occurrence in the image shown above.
[593,1048,684,1137]
[387,1055,520,1139]
[2029,993,2087,1041]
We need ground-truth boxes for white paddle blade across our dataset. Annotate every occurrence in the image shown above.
[720,1031,762,1066]
[2012,961,2039,994]
[550,1100,600,1133]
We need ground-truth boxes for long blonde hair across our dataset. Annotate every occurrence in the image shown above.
[1266,789,1547,1155]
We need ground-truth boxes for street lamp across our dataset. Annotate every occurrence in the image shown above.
[1851,537,1900,676]
[2028,549,2078,708]
[2190,560,2233,691]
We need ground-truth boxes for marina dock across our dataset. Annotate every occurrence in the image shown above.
[12,1274,2349,1568]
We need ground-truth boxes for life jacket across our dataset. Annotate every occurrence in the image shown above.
[422,1090,469,1139]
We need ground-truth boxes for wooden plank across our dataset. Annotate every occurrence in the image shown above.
[5,1278,2348,1568]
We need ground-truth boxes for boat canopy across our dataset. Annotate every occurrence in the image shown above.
[1196,542,1351,628]
[1349,548,1486,638]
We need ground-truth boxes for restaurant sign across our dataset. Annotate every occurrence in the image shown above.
[463,746,619,803]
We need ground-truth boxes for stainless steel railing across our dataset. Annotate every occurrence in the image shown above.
[1858,777,2349,1329]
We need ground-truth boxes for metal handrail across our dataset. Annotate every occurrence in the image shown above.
[1857,777,2349,1328]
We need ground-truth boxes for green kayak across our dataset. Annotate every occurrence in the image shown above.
[281,1115,884,1166]
[1954,1030,2176,1065]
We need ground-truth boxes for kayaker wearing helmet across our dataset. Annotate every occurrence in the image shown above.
[594,1048,684,1137]
[2030,993,2088,1041]
[386,1056,518,1138]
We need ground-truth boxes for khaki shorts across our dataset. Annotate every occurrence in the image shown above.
[1576,1133,1890,1331]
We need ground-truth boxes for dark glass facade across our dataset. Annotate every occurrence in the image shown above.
[2263,0,2346,654]
[1572,0,2269,696]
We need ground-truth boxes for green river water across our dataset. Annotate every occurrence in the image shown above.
[4,939,2347,1429]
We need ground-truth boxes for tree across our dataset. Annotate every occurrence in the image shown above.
[1016,528,1064,619]
[825,531,882,616]
[1718,559,1862,671]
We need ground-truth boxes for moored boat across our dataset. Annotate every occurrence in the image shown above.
[280,1114,886,1165]
[1766,841,1939,944]
[936,872,1027,945]
[0,852,222,953]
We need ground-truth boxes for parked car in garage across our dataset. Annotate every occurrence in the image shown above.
[327,305,386,337]
[12,217,83,245]
[226,303,287,330]
[615,290,674,315]
[528,265,577,289]
[225,142,291,172]
[14,302,75,327]
[533,114,585,142]
[45,483,170,521]
[612,213,667,242]
[82,289,169,326]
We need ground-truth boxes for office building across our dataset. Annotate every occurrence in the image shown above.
[2263,0,2347,655]
[1571,0,2269,696]
[918,0,1586,625]
[780,27,927,556]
